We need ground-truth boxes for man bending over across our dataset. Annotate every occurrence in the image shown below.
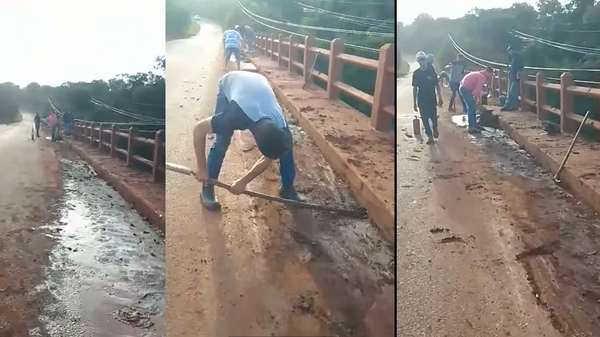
[222,26,243,71]
[193,71,303,210]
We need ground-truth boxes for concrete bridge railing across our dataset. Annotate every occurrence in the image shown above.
[490,70,600,136]
[255,32,395,131]
[72,121,165,182]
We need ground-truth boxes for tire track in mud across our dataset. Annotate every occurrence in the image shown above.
[32,155,165,337]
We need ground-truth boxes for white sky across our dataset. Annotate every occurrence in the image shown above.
[397,0,539,25]
[0,0,165,87]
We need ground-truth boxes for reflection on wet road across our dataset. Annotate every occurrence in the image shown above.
[34,157,165,337]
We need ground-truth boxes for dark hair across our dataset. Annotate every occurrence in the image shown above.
[251,119,292,159]
[484,66,493,73]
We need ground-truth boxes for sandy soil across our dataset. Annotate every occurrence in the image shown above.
[396,74,600,336]
[0,116,61,336]
[165,22,394,337]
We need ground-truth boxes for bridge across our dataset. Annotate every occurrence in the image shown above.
[165,21,394,337]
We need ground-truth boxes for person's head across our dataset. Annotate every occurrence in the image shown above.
[426,54,434,65]
[481,66,494,79]
[416,51,427,70]
[251,119,292,159]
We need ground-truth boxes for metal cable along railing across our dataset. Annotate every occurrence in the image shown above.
[49,98,165,183]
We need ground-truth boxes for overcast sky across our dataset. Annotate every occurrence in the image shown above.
[0,0,165,86]
[397,0,540,24]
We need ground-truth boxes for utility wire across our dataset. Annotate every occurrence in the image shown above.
[513,30,600,55]
[237,1,393,37]
[90,98,165,123]
[238,2,380,53]
[449,34,600,73]
[296,1,394,28]
[311,0,393,5]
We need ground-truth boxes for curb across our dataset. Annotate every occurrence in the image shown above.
[249,57,395,243]
[69,141,165,235]
[495,113,600,216]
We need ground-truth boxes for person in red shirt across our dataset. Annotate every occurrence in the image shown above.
[459,67,493,134]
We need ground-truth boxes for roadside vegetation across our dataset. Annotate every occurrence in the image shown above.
[0,56,165,124]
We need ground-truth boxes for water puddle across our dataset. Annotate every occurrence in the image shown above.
[450,113,547,181]
[37,157,165,336]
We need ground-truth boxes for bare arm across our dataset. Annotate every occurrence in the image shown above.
[193,117,213,179]
[413,87,418,106]
[237,156,272,185]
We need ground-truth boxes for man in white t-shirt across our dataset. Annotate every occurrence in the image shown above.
[193,71,303,209]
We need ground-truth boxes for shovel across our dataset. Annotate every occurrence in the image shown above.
[166,162,368,219]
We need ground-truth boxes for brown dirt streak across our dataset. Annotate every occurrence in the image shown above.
[250,56,394,243]
[69,142,165,234]
[0,129,62,336]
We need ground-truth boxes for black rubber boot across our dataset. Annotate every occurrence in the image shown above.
[200,184,221,210]
[279,185,304,202]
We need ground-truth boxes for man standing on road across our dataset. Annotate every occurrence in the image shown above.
[193,70,303,210]
[413,51,443,145]
[47,110,59,141]
[34,113,41,138]
[448,54,467,112]
[501,46,524,111]
[459,67,494,134]
[223,26,243,71]
[241,25,255,52]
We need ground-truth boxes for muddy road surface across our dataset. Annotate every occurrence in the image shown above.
[0,115,165,336]
[166,21,394,336]
[397,80,600,336]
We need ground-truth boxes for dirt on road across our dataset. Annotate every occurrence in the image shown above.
[166,22,394,337]
[0,116,165,337]
[396,79,600,337]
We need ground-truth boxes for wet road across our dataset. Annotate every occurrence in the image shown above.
[0,115,165,336]
[37,155,165,337]
[166,21,394,336]
[396,74,562,336]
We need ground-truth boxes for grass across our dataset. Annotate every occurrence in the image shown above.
[397,60,410,77]
[0,112,23,125]
[166,19,201,41]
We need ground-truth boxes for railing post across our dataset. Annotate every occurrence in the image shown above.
[371,44,394,131]
[270,33,276,60]
[492,70,498,97]
[327,38,344,100]
[303,36,315,87]
[127,127,136,166]
[499,69,506,96]
[152,130,163,183]
[98,123,104,149]
[110,124,116,157]
[85,122,89,142]
[288,34,295,73]
[519,71,527,111]
[560,72,574,133]
[535,73,546,120]
[278,34,284,66]
[90,122,95,145]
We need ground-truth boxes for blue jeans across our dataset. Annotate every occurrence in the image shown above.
[206,128,296,186]
[459,86,477,128]
[246,35,255,51]
[503,79,520,110]
[224,47,241,62]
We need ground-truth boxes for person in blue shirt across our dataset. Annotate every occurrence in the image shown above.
[193,71,302,210]
[222,27,243,71]
[501,46,524,111]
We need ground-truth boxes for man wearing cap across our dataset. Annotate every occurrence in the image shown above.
[193,70,303,210]
[501,46,524,111]
[412,51,443,144]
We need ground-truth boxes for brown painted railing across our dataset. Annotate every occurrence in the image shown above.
[254,33,395,131]
[72,121,165,182]
[489,70,600,135]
